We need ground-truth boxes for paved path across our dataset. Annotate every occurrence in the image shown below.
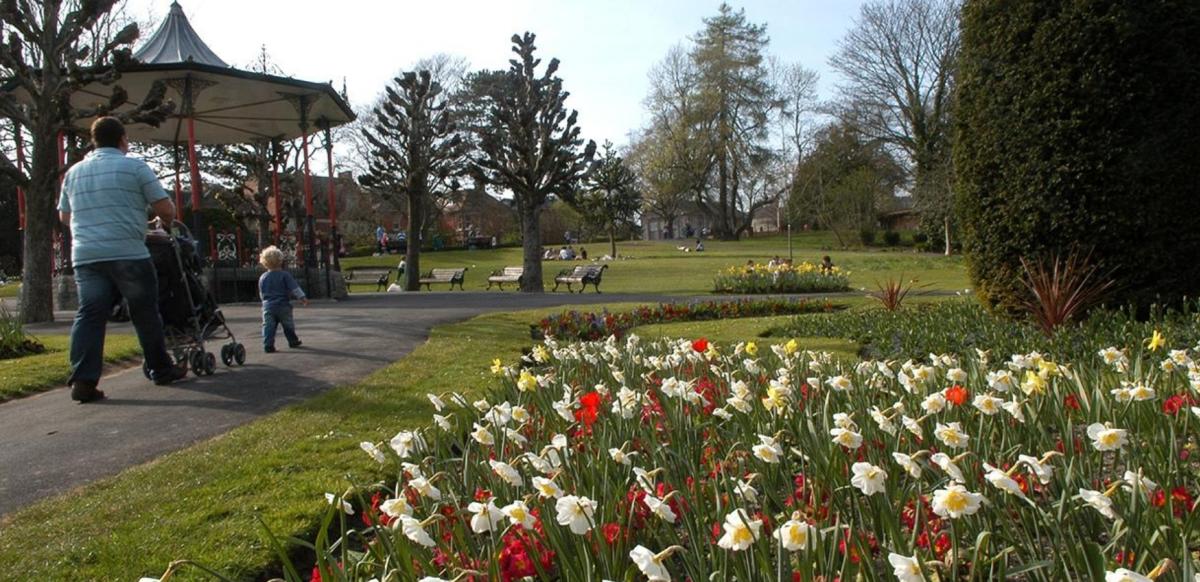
[0,292,681,516]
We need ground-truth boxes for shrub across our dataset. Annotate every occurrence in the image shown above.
[911,232,928,245]
[536,298,840,342]
[712,262,851,295]
[858,228,876,246]
[882,230,901,246]
[868,276,926,312]
[955,0,1200,311]
[1019,249,1115,337]
[0,307,44,359]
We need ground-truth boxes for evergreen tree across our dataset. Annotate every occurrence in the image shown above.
[580,142,640,259]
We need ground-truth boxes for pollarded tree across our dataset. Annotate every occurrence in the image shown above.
[1,0,173,322]
[471,33,595,292]
[360,71,466,291]
[955,0,1200,311]
[580,142,640,259]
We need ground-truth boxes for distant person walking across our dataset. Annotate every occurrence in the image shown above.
[258,246,308,353]
[57,117,186,402]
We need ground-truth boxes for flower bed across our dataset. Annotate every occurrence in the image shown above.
[287,330,1198,581]
[713,262,851,294]
[534,298,840,342]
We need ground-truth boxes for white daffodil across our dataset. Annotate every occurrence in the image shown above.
[892,452,922,479]
[921,392,947,414]
[934,422,969,449]
[931,483,983,518]
[432,414,453,432]
[360,441,386,464]
[1087,423,1128,451]
[555,495,597,535]
[489,459,524,488]
[1078,488,1117,520]
[610,448,636,466]
[504,428,528,448]
[930,452,965,482]
[752,434,784,463]
[850,462,887,496]
[532,476,564,499]
[946,367,967,382]
[1098,347,1128,369]
[324,492,353,515]
[774,519,815,552]
[827,375,853,391]
[409,477,441,500]
[716,509,762,551]
[399,515,437,547]
[983,463,1027,499]
[467,499,504,533]
[471,423,495,446]
[1129,383,1155,402]
[987,369,1016,392]
[901,415,924,438]
[1002,399,1026,423]
[1123,470,1159,496]
[869,407,897,435]
[1018,454,1055,484]
[426,393,446,411]
[501,499,538,530]
[888,552,923,582]
[733,478,759,504]
[379,497,412,518]
[629,545,672,581]
[973,393,1002,415]
[389,430,425,459]
[644,494,677,524]
[511,405,530,424]
[830,427,863,449]
[1105,568,1153,582]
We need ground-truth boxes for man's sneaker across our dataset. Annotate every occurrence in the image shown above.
[288,341,303,348]
[264,346,277,353]
[153,365,188,386]
[70,380,106,403]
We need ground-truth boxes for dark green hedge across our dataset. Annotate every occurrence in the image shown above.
[955,0,1200,311]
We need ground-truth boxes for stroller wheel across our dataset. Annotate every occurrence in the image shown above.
[190,351,205,377]
[233,343,246,365]
[220,344,234,367]
[204,352,217,376]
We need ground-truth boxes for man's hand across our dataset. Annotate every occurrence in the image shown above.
[150,198,175,226]
[300,298,310,307]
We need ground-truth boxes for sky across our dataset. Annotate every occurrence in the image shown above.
[123,0,866,164]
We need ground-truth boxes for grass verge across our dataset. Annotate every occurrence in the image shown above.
[631,316,859,361]
[0,334,141,401]
[0,284,18,299]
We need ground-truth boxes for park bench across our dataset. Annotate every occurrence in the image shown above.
[487,266,524,290]
[553,264,608,293]
[343,268,393,293]
[419,267,468,291]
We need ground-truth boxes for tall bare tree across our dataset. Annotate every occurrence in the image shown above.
[627,128,688,240]
[360,71,466,290]
[471,33,595,292]
[1,0,173,322]
[830,0,961,254]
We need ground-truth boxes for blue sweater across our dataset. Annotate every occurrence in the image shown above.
[259,270,306,309]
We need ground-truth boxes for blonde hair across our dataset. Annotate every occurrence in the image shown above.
[259,246,284,269]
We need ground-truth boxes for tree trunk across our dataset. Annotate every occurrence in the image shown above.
[519,205,544,293]
[256,215,272,250]
[608,226,617,259]
[405,192,422,291]
[19,126,61,323]
[944,215,951,257]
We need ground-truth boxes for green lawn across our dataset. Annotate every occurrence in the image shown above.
[632,315,860,361]
[340,234,968,295]
[0,284,18,299]
[0,334,141,401]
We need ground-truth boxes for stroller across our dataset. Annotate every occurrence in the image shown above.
[137,221,246,378]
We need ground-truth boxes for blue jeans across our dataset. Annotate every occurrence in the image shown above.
[70,259,174,383]
[262,304,300,349]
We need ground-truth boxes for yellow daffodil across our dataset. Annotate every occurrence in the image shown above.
[784,339,799,356]
[745,341,758,356]
[1147,329,1166,352]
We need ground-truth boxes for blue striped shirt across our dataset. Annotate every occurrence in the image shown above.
[58,148,168,266]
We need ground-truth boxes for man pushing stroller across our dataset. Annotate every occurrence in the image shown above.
[58,117,188,403]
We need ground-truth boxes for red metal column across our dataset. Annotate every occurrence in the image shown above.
[14,125,25,230]
[173,145,184,222]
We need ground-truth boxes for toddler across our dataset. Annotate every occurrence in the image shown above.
[258,246,308,352]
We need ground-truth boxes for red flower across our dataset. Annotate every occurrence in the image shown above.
[602,522,622,545]
[574,391,602,428]
[1063,393,1081,411]
[1163,393,1188,415]
[945,385,968,407]
[692,337,709,353]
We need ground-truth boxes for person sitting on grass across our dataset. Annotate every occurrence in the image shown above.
[694,239,705,252]
[258,246,308,353]
[821,255,835,274]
